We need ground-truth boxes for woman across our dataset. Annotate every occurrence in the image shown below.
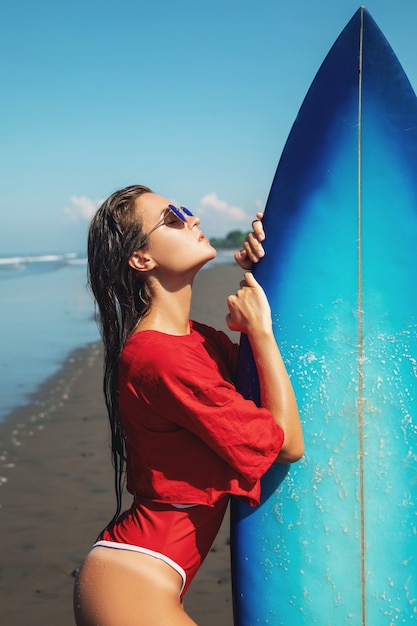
[73,184,303,625]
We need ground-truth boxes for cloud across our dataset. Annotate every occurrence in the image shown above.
[64,196,102,223]
[198,192,247,221]
[196,192,254,237]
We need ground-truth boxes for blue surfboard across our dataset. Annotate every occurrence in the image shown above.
[231,7,417,625]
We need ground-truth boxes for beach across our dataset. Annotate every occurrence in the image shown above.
[0,261,244,626]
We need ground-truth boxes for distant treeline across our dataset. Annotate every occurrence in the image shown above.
[210,230,249,249]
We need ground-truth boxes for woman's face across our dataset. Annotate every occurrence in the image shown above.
[134,192,217,276]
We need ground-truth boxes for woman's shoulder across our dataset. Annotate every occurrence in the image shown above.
[190,320,235,348]
[190,321,239,375]
[119,324,211,370]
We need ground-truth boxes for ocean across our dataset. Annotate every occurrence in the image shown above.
[0,253,99,423]
[0,250,235,423]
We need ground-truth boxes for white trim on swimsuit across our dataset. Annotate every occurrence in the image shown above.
[91,539,187,595]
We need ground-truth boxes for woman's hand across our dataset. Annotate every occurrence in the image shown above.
[226,272,272,336]
[234,212,265,270]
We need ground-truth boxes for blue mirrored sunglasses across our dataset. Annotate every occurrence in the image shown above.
[145,204,194,237]
[168,204,194,221]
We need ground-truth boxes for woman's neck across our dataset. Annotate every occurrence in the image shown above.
[135,279,193,336]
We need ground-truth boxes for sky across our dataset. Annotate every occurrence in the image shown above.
[2,0,417,255]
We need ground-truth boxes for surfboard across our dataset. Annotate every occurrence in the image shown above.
[231,7,417,625]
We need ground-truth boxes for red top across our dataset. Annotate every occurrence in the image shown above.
[118,320,284,507]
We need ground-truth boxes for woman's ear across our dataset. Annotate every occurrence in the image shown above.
[128,251,156,273]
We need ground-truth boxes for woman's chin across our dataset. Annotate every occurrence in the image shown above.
[196,246,217,271]
[208,244,217,258]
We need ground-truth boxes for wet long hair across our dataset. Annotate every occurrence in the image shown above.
[87,184,153,527]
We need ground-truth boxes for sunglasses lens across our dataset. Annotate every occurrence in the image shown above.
[168,204,186,222]
[168,205,193,221]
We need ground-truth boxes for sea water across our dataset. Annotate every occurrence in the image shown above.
[0,253,99,422]
[0,250,234,423]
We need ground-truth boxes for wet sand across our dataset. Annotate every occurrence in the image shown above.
[0,261,244,626]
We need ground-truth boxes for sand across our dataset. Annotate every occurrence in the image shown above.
[0,261,244,626]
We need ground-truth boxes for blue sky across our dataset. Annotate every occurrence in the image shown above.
[1,0,417,255]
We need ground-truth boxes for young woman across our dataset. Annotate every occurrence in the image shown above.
[73,184,303,626]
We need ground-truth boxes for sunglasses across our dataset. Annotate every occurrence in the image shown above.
[145,204,194,237]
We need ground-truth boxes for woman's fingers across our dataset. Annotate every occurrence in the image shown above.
[235,212,265,269]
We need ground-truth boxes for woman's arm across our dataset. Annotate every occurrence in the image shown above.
[229,214,304,463]
[226,272,303,463]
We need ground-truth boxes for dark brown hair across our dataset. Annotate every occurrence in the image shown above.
[87,184,152,526]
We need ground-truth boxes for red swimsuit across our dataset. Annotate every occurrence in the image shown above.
[95,496,228,596]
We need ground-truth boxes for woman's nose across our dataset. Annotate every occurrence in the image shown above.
[188,214,201,228]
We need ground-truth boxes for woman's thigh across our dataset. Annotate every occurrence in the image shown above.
[73,547,197,626]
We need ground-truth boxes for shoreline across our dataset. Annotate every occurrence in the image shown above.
[0,341,103,493]
[0,261,244,625]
